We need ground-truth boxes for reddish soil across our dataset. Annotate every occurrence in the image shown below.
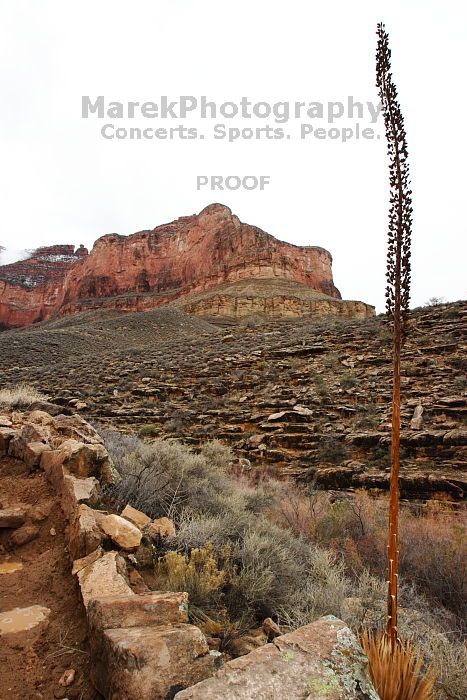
[0,457,100,700]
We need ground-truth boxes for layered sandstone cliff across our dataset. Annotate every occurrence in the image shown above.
[0,204,373,328]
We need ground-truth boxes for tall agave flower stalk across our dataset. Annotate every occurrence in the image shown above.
[376,22,413,645]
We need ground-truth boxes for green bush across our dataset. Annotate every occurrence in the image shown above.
[138,423,159,438]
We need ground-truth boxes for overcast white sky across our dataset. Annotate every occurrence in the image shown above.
[0,0,465,312]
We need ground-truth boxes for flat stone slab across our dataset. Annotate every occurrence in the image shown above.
[87,591,189,632]
[175,616,378,700]
[77,551,134,608]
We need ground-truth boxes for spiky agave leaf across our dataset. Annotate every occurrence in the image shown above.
[361,630,436,700]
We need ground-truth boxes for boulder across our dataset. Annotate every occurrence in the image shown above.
[68,504,107,560]
[77,551,133,608]
[60,474,101,518]
[43,437,120,486]
[7,435,28,461]
[8,434,51,467]
[87,591,188,633]
[121,504,151,529]
[20,422,50,443]
[91,624,216,700]
[262,617,281,639]
[145,516,176,541]
[22,441,52,468]
[101,514,142,551]
[132,541,156,568]
[228,629,268,656]
[27,410,54,425]
[52,414,104,445]
[72,547,104,575]
[0,427,17,456]
[41,449,68,490]
[57,439,108,479]
[0,416,13,428]
[9,524,40,547]
[0,506,27,528]
[175,616,378,700]
[28,400,67,416]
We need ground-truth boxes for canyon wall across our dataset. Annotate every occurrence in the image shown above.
[0,204,369,329]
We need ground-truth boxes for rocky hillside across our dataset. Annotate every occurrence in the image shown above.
[0,204,373,328]
[0,301,465,501]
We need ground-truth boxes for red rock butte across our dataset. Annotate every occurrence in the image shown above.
[0,204,374,329]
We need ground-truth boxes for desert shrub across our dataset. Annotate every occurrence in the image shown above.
[278,548,348,628]
[267,485,465,630]
[99,429,141,463]
[312,373,329,398]
[0,383,49,408]
[316,437,349,464]
[315,499,364,543]
[452,375,466,391]
[353,403,381,430]
[104,433,237,520]
[226,522,312,618]
[419,631,467,700]
[398,507,466,625]
[173,507,350,627]
[269,481,330,539]
[198,439,233,470]
[340,372,358,389]
[138,423,159,438]
[445,306,460,318]
[176,512,233,551]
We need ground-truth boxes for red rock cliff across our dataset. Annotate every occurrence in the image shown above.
[0,204,342,328]
[0,245,88,328]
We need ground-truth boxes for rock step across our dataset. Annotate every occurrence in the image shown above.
[174,616,378,700]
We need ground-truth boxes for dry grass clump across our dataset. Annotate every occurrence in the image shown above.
[361,630,436,700]
[0,383,49,408]
[154,545,226,607]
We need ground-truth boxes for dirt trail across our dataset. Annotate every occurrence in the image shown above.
[0,457,99,699]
